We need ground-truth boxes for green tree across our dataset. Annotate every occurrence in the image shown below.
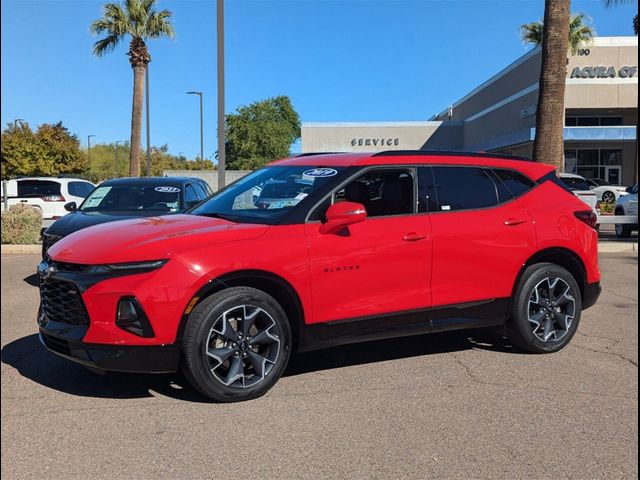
[225,96,301,170]
[91,0,174,177]
[521,12,595,55]
[1,122,87,178]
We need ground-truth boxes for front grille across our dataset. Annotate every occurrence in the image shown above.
[40,278,89,326]
[42,234,63,255]
[41,333,72,356]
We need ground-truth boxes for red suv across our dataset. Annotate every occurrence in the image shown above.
[38,151,601,402]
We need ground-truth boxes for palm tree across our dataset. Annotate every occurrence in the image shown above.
[530,0,571,170]
[521,13,595,55]
[91,1,174,177]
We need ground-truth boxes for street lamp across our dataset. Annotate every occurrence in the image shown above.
[115,141,123,177]
[217,0,226,188]
[13,118,25,129]
[186,91,204,163]
[87,135,96,164]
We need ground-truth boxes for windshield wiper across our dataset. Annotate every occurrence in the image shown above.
[197,212,240,222]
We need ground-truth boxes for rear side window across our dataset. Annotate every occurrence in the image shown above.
[68,181,94,198]
[539,172,574,195]
[17,180,61,198]
[431,166,498,212]
[492,169,535,198]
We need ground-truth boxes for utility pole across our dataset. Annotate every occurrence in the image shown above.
[186,91,204,162]
[88,135,96,164]
[217,0,226,189]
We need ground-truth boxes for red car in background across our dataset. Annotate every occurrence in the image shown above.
[38,151,601,402]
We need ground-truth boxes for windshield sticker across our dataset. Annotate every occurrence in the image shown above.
[155,186,181,193]
[83,186,112,208]
[303,168,338,178]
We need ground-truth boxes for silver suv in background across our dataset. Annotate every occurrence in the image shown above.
[2,177,95,229]
[614,184,638,238]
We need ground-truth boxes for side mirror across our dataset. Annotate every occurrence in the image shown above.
[319,201,367,234]
[64,201,77,212]
[625,186,634,193]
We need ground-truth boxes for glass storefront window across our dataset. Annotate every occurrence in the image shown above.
[564,150,578,173]
[577,150,599,165]
[564,148,623,184]
[601,149,622,165]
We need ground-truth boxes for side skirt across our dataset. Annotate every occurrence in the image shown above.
[297,298,510,352]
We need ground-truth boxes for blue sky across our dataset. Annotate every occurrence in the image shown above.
[1,0,637,159]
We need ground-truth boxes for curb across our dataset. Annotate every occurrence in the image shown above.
[598,242,638,253]
[1,244,41,254]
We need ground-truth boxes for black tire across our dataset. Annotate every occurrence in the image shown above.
[615,222,632,238]
[601,191,616,204]
[181,287,292,402]
[507,263,582,354]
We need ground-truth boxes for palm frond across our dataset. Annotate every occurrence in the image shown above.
[92,34,122,56]
[146,9,175,39]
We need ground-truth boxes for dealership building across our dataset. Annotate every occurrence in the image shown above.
[301,37,638,185]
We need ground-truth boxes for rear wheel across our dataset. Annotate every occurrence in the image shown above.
[181,287,292,402]
[615,209,633,238]
[601,191,616,204]
[507,263,582,353]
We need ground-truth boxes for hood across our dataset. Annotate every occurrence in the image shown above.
[47,214,269,264]
[46,211,156,237]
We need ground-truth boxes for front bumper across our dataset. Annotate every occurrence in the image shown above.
[39,320,180,373]
[583,281,602,310]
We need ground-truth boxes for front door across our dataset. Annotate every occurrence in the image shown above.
[305,168,432,324]
[604,166,622,185]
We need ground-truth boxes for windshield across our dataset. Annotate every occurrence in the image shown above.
[80,184,182,213]
[192,166,343,223]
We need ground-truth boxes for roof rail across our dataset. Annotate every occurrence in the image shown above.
[295,152,344,157]
[372,150,531,161]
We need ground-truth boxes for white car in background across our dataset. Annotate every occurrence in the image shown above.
[2,177,95,229]
[558,173,599,215]
[614,184,638,238]
[584,177,629,204]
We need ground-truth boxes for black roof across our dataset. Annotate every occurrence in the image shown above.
[372,150,531,161]
[99,176,205,187]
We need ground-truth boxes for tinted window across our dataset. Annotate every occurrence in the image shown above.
[600,117,623,126]
[191,183,207,200]
[185,185,199,205]
[68,181,94,198]
[333,169,414,217]
[17,180,61,197]
[432,167,498,212]
[493,169,535,198]
[417,167,438,213]
[559,177,591,191]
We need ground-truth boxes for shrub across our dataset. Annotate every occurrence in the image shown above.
[1,204,43,244]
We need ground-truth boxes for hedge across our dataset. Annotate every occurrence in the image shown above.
[1,204,43,244]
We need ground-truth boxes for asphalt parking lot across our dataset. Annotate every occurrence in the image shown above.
[1,252,637,479]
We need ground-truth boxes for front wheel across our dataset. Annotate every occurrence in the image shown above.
[507,263,582,353]
[181,287,292,402]
[601,191,616,204]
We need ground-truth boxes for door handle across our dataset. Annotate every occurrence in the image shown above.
[403,232,429,242]
[504,218,527,226]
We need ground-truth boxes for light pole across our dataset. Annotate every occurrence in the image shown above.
[13,118,25,129]
[88,135,96,164]
[115,141,123,177]
[217,0,226,188]
[186,91,204,162]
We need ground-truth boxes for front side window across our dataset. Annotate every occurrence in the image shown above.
[68,181,95,198]
[431,166,498,212]
[193,166,344,224]
[332,169,414,217]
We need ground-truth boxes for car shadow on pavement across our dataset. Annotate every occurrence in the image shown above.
[1,330,516,403]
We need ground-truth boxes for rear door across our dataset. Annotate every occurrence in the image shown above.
[419,166,537,307]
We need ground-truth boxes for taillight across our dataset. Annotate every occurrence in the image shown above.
[574,210,598,229]
[42,195,65,202]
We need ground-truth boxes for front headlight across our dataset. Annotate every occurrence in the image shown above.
[90,259,168,275]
